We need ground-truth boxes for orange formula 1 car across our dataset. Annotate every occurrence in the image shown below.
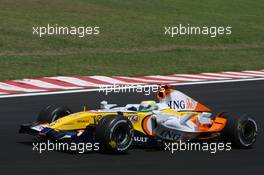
[20,84,258,153]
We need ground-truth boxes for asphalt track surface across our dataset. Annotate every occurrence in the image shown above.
[0,80,263,175]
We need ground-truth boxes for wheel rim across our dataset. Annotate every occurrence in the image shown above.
[112,125,130,146]
[238,119,257,146]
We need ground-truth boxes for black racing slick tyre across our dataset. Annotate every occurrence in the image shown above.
[221,113,257,148]
[96,115,134,154]
[37,105,72,123]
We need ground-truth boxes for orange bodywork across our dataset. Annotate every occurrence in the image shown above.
[190,115,227,132]
[194,103,211,113]
[157,85,211,112]
[157,87,175,100]
[157,84,227,134]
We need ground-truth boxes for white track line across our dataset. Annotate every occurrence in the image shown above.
[1,77,264,98]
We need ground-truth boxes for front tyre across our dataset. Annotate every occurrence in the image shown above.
[96,115,134,153]
[222,113,257,148]
[37,105,72,123]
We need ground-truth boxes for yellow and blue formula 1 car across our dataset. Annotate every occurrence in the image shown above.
[19,85,258,153]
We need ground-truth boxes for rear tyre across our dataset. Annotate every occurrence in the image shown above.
[221,113,257,148]
[96,115,134,153]
[37,105,72,123]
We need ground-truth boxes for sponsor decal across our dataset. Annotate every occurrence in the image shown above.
[186,98,196,109]
[77,120,89,123]
[128,116,140,123]
[94,115,103,123]
[134,136,148,143]
[158,129,181,141]
[168,100,186,110]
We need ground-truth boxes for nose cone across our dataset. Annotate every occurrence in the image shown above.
[49,112,90,130]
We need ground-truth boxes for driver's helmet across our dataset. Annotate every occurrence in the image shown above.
[139,101,158,112]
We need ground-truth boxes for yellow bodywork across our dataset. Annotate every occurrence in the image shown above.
[46,109,208,135]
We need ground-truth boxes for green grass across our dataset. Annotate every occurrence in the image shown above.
[0,0,263,80]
